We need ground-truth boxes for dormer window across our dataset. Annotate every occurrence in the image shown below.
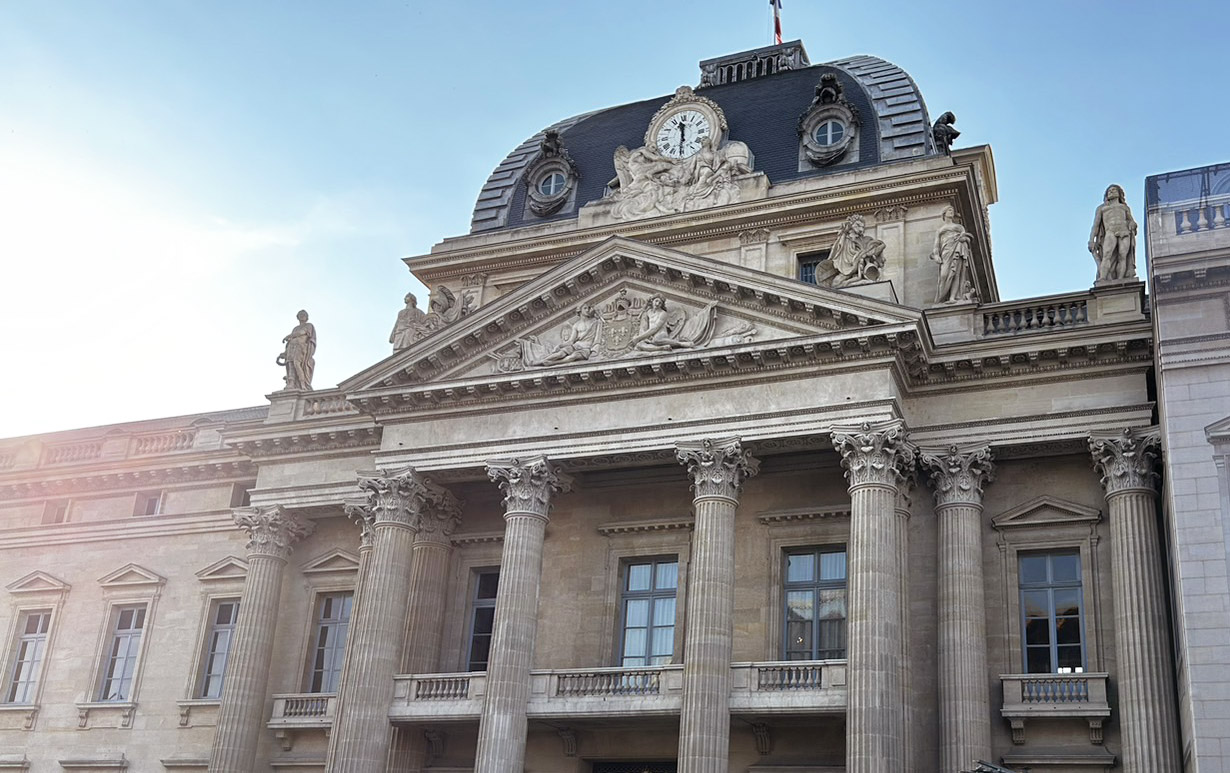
[523,130,578,218]
[814,120,846,147]
[537,172,566,197]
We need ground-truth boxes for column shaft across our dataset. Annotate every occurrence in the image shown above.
[474,513,548,773]
[677,495,737,773]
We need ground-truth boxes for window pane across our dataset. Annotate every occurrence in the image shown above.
[650,626,674,659]
[1057,645,1083,669]
[786,590,814,622]
[819,551,846,581]
[1054,588,1081,615]
[818,617,846,658]
[472,606,495,635]
[786,619,812,655]
[653,597,675,626]
[476,572,499,600]
[1052,553,1081,583]
[655,562,678,590]
[816,588,846,621]
[1024,617,1052,646]
[1025,646,1052,674]
[625,599,649,628]
[786,553,815,584]
[1019,555,1047,585]
[627,564,651,592]
[1022,590,1050,618]
[468,636,491,670]
[623,628,647,658]
[1055,616,1082,645]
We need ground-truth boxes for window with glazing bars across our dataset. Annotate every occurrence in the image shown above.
[783,547,847,660]
[467,570,499,671]
[98,605,146,701]
[198,599,239,699]
[798,250,829,285]
[5,610,51,704]
[1020,550,1086,673]
[618,558,677,667]
[307,592,352,693]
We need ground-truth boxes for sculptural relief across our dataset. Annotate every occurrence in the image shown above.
[490,291,757,373]
[607,137,751,221]
[430,285,474,324]
[277,309,316,391]
[813,214,887,288]
[1088,184,1138,283]
[389,293,429,351]
[930,205,974,304]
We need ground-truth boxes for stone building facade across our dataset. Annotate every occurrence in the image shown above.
[0,42,1206,773]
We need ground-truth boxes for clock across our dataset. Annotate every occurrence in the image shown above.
[654,109,712,159]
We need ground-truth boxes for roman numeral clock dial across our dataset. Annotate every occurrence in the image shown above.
[655,109,711,159]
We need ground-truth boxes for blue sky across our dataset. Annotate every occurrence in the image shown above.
[1,0,1224,437]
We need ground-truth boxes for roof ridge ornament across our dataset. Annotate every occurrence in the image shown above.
[697,40,810,87]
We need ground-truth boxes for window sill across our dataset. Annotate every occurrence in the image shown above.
[175,699,220,728]
[0,703,39,731]
[75,701,137,729]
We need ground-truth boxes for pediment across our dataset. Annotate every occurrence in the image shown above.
[97,563,166,590]
[345,236,920,397]
[300,548,360,576]
[6,570,70,596]
[195,556,248,583]
[992,496,1102,530]
[1206,414,1230,444]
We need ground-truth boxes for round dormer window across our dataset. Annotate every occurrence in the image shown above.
[537,172,566,197]
[814,120,846,147]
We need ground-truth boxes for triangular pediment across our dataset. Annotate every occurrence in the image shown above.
[6,570,70,596]
[300,548,360,576]
[345,236,921,396]
[195,556,248,582]
[992,496,1102,530]
[1206,414,1230,443]
[98,563,166,589]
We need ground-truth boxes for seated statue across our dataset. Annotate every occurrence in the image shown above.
[813,214,886,288]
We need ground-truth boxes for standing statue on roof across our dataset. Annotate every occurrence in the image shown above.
[1088,184,1138,283]
[389,292,429,351]
[930,205,974,304]
[277,309,316,391]
[933,111,960,155]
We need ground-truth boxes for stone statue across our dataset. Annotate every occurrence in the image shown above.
[389,293,429,352]
[930,205,974,304]
[517,304,603,366]
[430,285,474,324]
[630,294,719,352]
[608,136,752,221]
[813,72,841,106]
[933,111,960,155]
[277,310,316,391]
[1088,184,1138,282]
[813,214,887,288]
[540,129,563,157]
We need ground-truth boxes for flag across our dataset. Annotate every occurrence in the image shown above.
[770,0,783,45]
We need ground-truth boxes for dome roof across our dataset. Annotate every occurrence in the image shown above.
[470,48,938,233]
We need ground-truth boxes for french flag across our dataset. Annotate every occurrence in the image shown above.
[770,0,783,45]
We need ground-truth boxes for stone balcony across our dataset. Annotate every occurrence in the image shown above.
[267,692,336,730]
[1000,672,1111,745]
[388,660,847,724]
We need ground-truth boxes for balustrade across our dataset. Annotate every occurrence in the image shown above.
[132,431,197,455]
[268,693,336,728]
[983,300,1088,335]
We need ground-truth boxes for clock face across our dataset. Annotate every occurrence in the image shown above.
[654,109,711,159]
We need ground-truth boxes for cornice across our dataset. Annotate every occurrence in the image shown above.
[0,460,257,502]
[0,510,239,550]
[596,517,694,535]
[757,506,851,525]
[225,425,381,459]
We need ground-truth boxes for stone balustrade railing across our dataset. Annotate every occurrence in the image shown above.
[41,441,103,466]
[131,430,197,456]
[1169,199,1230,236]
[554,667,662,697]
[298,393,358,418]
[982,299,1089,336]
[413,674,472,700]
[267,693,336,728]
[1000,672,1111,745]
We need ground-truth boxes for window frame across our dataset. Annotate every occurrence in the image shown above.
[1018,550,1087,674]
[3,608,53,705]
[465,567,500,672]
[597,523,692,667]
[615,556,679,668]
[781,545,849,661]
[94,603,149,702]
[133,490,163,517]
[194,597,240,699]
[302,590,353,694]
[797,249,829,285]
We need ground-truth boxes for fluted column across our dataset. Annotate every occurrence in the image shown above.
[921,444,995,773]
[1090,428,1181,773]
[831,420,913,773]
[387,494,462,773]
[675,438,759,773]
[894,476,915,773]
[474,457,572,773]
[327,468,461,773]
[209,506,313,773]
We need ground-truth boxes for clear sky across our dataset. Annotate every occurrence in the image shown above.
[1,0,1224,438]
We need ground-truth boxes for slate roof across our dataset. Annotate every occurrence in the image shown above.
[470,54,936,234]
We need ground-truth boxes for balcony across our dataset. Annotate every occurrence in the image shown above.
[389,660,847,724]
[267,693,336,730]
[1000,672,1111,745]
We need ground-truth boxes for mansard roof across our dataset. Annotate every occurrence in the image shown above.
[471,46,938,233]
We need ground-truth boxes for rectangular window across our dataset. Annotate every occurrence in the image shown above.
[618,558,677,667]
[5,610,51,704]
[798,250,829,285]
[198,599,240,699]
[229,482,255,509]
[466,570,499,672]
[1020,550,1086,674]
[98,605,146,701]
[783,547,847,660]
[42,501,69,525]
[134,491,162,517]
[307,592,352,693]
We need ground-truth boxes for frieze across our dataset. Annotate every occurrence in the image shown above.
[226,426,381,458]
[0,460,257,502]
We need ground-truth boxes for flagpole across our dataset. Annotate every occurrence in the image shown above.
[769,0,783,46]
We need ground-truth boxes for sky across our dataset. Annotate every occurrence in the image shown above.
[1,0,1225,439]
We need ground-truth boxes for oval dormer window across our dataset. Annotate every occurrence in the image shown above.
[537,172,566,197]
[814,120,846,147]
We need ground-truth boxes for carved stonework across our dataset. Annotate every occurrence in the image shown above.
[524,130,579,217]
[812,214,887,288]
[798,72,858,168]
[486,456,573,520]
[920,444,995,507]
[830,420,915,490]
[489,291,758,373]
[233,506,314,560]
[739,227,771,245]
[276,310,316,391]
[343,499,375,549]
[1089,427,1162,495]
[1088,184,1139,284]
[874,204,909,223]
[390,293,430,352]
[354,466,458,531]
[930,206,974,305]
[675,437,760,500]
[932,111,960,155]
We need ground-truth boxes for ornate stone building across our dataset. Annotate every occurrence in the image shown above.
[0,42,1206,773]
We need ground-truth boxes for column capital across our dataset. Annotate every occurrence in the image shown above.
[419,481,463,539]
[486,456,573,520]
[1089,427,1161,496]
[343,499,375,550]
[920,444,995,508]
[831,419,915,491]
[353,466,448,531]
[675,437,760,501]
[232,505,314,560]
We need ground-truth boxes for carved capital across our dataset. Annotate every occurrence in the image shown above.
[353,466,443,531]
[675,437,760,501]
[486,456,573,520]
[739,227,771,246]
[830,420,915,491]
[418,478,463,537]
[920,444,995,508]
[233,506,314,560]
[343,499,375,549]
[1089,427,1162,496]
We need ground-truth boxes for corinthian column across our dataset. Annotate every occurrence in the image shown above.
[474,457,572,773]
[327,468,459,773]
[830,420,913,773]
[920,444,995,773]
[209,506,313,773]
[388,489,463,773]
[1089,428,1181,773]
[675,438,759,773]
